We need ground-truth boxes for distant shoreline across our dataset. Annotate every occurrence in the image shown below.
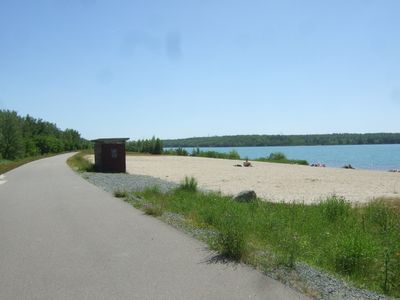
[163,133,400,148]
[163,144,400,171]
[165,143,400,148]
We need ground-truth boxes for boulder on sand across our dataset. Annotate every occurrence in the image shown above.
[234,190,257,202]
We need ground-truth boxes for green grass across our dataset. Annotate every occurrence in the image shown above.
[66,151,95,172]
[178,176,198,192]
[0,154,56,175]
[192,149,241,160]
[255,152,309,165]
[126,182,400,297]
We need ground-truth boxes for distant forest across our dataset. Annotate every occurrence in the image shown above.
[126,137,163,154]
[163,133,400,148]
[0,110,90,160]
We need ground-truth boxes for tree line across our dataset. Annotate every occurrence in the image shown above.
[126,137,163,154]
[163,133,400,148]
[0,110,90,160]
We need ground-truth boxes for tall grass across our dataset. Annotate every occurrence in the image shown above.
[179,176,198,192]
[66,151,95,172]
[131,184,400,297]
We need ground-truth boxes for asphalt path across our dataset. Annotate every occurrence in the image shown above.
[0,154,309,299]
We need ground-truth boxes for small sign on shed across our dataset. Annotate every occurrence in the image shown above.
[92,138,129,173]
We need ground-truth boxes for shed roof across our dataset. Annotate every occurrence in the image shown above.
[91,138,129,143]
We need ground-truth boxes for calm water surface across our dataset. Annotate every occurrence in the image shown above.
[173,144,400,171]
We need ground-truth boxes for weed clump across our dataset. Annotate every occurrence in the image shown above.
[213,211,248,261]
[321,196,351,222]
[143,203,164,216]
[113,190,128,198]
[179,176,198,192]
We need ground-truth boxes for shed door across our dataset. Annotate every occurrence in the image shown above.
[101,143,126,172]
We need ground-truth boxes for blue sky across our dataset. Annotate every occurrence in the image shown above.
[1,0,399,140]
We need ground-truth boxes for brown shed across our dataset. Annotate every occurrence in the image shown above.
[92,138,129,173]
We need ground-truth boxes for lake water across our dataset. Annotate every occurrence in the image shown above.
[170,144,400,171]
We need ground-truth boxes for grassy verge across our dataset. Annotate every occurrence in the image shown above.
[0,154,57,175]
[121,179,400,297]
[66,151,95,172]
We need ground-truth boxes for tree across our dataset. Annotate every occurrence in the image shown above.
[62,129,82,151]
[0,110,25,160]
[34,135,64,154]
[154,138,162,154]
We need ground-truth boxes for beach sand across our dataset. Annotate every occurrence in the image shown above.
[92,155,400,203]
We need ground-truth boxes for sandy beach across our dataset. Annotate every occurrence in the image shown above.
[118,155,400,203]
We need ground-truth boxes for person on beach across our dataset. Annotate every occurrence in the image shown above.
[243,159,252,167]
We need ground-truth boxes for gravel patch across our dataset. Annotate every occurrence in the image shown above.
[80,171,396,300]
[82,172,178,194]
[294,263,391,300]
